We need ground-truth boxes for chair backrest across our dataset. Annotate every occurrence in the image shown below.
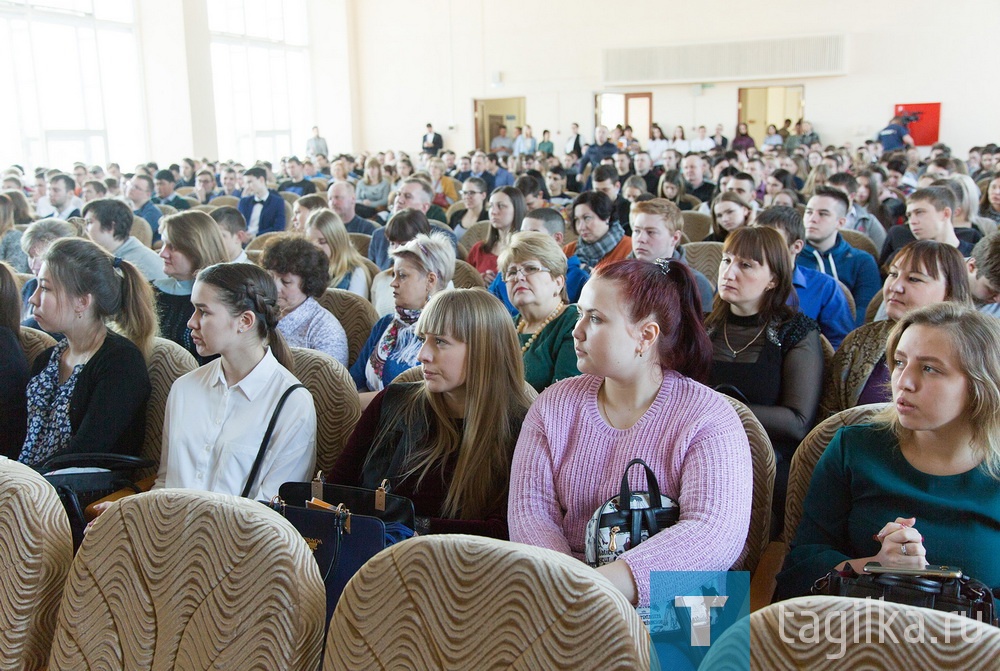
[819,333,835,372]
[183,196,200,208]
[245,230,290,252]
[323,535,649,670]
[284,200,294,226]
[290,347,361,474]
[316,288,379,367]
[279,191,300,205]
[141,338,198,479]
[348,232,371,257]
[836,279,856,321]
[721,395,775,574]
[445,201,465,219]
[16,272,33,289]
[461,220,491,248]
[131,215,153,248]
[0,458,73,670]
[20,326,57,369]
[839,228,879,261]
[679,193,702,211]
[158,203,178,216]
[50,490,326,670]
[681,211,713,242]
[209,195,239,207]
[744,595,1000,669]
[865,290,883,324]
[247,249,262,265]
[175,186,195,196]
[452,259,485,288]
[191,204,216,213]
[781,404,886,543]
[684,241,723,288]
[312,178,328,192]
[455,241,468,262]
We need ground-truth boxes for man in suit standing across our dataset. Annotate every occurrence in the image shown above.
[237,166,285,237]
[564,122,582,157]
[422,123,443,157]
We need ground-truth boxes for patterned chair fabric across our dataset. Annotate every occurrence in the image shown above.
[209,195,239,207]
[323,535,650,670]
[50,490,326,671]
[460,221,491,248]
[140,338,198,480]
[290,347,361,474]
[452,260,485,289]
[130,216,153,248]
[19,326,57,369]
[245,230,291,252]
[0,458,73,670]
[348,232,371,257]
[681,211,713,243]
[839,229,879,261]
[721,395,775,575]
[684,241,723,289]
[316,288,379,368]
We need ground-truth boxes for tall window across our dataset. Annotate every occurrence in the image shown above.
[0,0,144,170]
[208,0,312,164]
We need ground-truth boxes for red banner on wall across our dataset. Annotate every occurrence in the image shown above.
[893,103,941,146]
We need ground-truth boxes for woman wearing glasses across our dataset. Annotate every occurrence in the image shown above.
[499,232,580,392]
[448,177,489,242]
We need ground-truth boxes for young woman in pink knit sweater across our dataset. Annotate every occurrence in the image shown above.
[509,259,753,608]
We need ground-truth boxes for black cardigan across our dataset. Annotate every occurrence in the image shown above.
[30,329,151,459]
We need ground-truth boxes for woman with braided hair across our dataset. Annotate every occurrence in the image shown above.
[152,262,317,500]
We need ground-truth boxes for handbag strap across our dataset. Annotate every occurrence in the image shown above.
[618,458,663,512]
[241,384,306,498]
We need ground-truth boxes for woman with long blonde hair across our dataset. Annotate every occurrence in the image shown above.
[304,208,372,299]
[333,288,534,537]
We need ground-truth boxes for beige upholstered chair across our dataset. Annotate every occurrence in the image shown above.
[15,272,33,289]
[245,230,290,252]
[175,186,195,196]
[721,395,775,575]
[681,211,712,242]
[51,490,326,670]
[359,258,380,285]
[191,204,216,213]
[460,220,491,248]
[445,201,465,220]
[748,404,886,610]
[678,194,702,212]
[183,196,200,209]
[279,191,300,205]
[452,260,485,288]
[455,241,468,262]
[706,596,1000,669]
[312,178,329,192]
[158,203,178,216]
[836,279,856,321]
[284,200,294,225]
[209,195,239,207]
[323,535,649,670]
[865,290,883,323]
[348,232,371,256]
[19,326,57,369]
[290,347,361,474]
[839,228,879,261]
[0,458,73,670]
[131,215,153,247]
[316,288,379,368]
[684,241,723,289]
[139,338,199,479]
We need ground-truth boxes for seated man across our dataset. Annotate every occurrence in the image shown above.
[277,156,317,196]
[367,178,456,270]
[81,179,107,203]
[629,198,715,314]
[127,174,164,241]
[193,169,222,205]
[799,186,881,328]
[210,207,251,263]
[151,170,191,210]
[545,166,575,208]
[592,164,631,235]
[487,207,590,316]
[82,198,167,281]
[327,181,378,235]
[237,166,286,237]
[879,186,974,267]
[758,205,854,348]
[828,172,887,252]
[45,173,82,219]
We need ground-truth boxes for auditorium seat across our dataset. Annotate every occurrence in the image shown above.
[0,457,73,670]
[51,490,326,670]
[323,535,650,670]
[290,346,361,474]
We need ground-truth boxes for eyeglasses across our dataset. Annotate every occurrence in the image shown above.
[504,264,550,282]
[459,190,483,196]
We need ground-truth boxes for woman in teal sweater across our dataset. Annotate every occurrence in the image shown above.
[498,231,579,392]
[776,303,1000,599]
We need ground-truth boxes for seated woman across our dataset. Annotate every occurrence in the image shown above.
[705,226,823,521]
[704,192,753,243]
[0,193,29,273]
[20,238,155,467]
[497,231,579,392]
[355,157,390,209]
[509,259,752,608]
[261,235,348,366]
[290,193,327,234]
[18,218,77,335]
[304,208,372,299]
[427,158,459,209]
[154,211,229,364]
[563,191,632,272]
[351,233,455,396]
[449,177,489,241]
[369,209,437,317]
[467,186,526,283]
[822,241,971,418]
[332,288,533,538]
[154,263,316,500]
[658,170,694,211]
[776,303,1000,598]
[0,262,29,458]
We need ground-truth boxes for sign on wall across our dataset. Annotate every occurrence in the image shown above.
[893,102,941,146]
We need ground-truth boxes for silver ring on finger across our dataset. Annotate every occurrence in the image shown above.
[901,542,908,556]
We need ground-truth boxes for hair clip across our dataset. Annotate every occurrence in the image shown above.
[653,257,671,275]
[112,256,123,269]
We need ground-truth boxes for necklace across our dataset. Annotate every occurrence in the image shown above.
[723,319,767,358]
[518,301,565,353]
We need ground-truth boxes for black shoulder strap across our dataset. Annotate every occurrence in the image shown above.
[242,384,306,498]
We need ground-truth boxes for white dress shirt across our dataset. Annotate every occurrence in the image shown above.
[155,348,316,500]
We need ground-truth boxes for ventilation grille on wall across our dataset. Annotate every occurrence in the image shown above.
[603,35,847,85]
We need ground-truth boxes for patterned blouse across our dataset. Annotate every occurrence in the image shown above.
[277,296,349,366]
[20,339,81,467]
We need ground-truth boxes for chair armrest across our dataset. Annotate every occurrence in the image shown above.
[750,541,788,612]
[84,475,157,521]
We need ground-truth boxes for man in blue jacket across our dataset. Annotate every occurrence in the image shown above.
[799,186,881,328]
[238,166,285,237]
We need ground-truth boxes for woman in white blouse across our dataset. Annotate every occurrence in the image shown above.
[154,262,317,500]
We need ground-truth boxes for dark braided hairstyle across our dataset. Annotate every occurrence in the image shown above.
[196,262,294,373]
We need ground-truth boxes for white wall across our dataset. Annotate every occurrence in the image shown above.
[349,0,1000,157]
